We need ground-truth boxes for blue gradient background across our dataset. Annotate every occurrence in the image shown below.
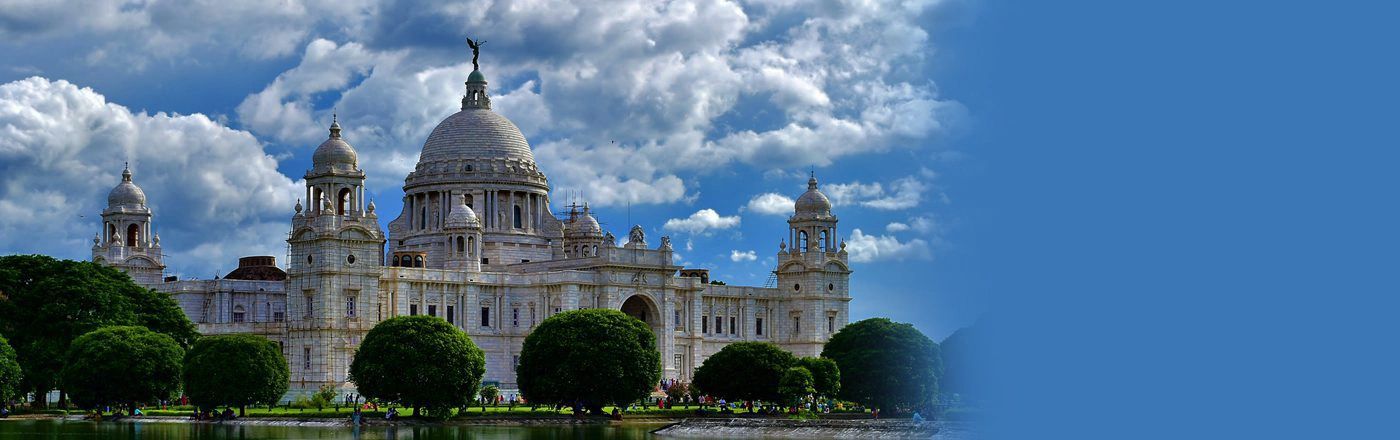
[958,1,1398,438]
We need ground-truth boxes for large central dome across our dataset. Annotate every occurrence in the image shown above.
[419,107,534,164]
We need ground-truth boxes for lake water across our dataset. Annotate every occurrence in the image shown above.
[0,419,661,439]
[0,418,971,439]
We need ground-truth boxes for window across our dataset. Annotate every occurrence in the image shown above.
[513,355,520,372]
[715,316,723,334]
[273,311,285,322]
[414,255,424,268]
[457,236,465,253]
[126,223,140,247]
[482,258,489,265]
[730,317,736,335]
[794,283,801,292]
[304,294,314,318]
[799,230,808,251]
[513,308,520,327]
[428,305,437,317]
[521,259,529,263]
[674,354,682,370]
[530,306,536,326]
[793,317,801,333]
[232,306,246,323]
[303,347,312,370]
[481,307,491,327]
[702,315,709,333]
[819,230,828,251]
[410,304,418,316]
[337,188,350,215]
[513,205,523,228]
[828,283,834,291]
[674,310,681,329]
[828,316,835,333]
[347,254,356,264]
[756,318,764,336]
[346,296,356,317]
[447,306,455,324]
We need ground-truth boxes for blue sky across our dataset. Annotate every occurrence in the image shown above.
[0,0,982,341]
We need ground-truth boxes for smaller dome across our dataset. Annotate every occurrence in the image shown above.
[569,205,603,237]
[794,174,832,216]
[312,117,358,171]
[444,195,480,229]
[107,165,147,207]
[468,70,486,83]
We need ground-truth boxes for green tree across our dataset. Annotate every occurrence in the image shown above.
[0,255,196,406]
[479,385,499,411]
[183,334,289,416]
[349,316,485,417]
[798,357,841,399]
[778,366,815,407]
[517,309,661,415]
[61,326,183,411]
[0,336,21,406]
[822,318,942,413]
[692,342,798,405]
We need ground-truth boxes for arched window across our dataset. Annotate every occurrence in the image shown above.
[232,305,246,323]
[312,188,322,213]
[400,255,411,267]
[513,205,523,229]
[107,223,116,242]
[337,188,351,215]
[414,255,424,268]
[799,231,809,252]
[819,230,828,251]
[126,224,140,247]
[467,236,475,257]
[592,245,598,256]
[456,236,465,253]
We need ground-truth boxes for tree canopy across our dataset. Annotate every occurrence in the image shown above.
[0,336,21,404]
[184,334,289,415]
[516,309,661,414]
[822,317,941,412]
[798,356,841,399]
[61,326,183,410]
[0,255,197,404]
[349,316,485,417]
[692,341,798,403]
[778,366,815,406]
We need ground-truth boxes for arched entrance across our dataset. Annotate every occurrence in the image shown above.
[620,294,663,337]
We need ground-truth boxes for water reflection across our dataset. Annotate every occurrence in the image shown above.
[0,419,662,440]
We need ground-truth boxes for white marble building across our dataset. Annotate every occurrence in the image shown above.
[93,62,851,399]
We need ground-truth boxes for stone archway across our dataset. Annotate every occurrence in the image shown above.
[620,294,663,334]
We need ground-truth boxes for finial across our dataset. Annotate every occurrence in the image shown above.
[122,162,132,181]
[294,198,303,213]
[807,170,818,189]
[367,199,376,214]
[329,113,342,139]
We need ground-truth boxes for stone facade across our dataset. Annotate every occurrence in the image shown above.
[92,60,851,400]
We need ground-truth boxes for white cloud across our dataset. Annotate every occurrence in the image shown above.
[225,0,961,206]
[886,222,910,233]
[663,209,741,235]
[744,192,795,216]
[730,250,758,262]
[0,77,299,275]
[846,228,931,263]
[825,176,928,210]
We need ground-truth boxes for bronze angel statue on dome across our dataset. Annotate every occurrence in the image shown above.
[467,37,487,71]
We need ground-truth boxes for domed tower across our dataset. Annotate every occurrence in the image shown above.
[286,117,386,397]
[774,172,851,357]
[389,59,556,270]
[92,163,165,286]
[562,203,604,258]
[442,193,483,271]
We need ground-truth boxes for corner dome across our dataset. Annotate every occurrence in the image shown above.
[444,195,480,229]
[312,118,358,171]
[108,166,147,207]
[568,206,603,237]
[794,174,832,217]
[419,108,534,165]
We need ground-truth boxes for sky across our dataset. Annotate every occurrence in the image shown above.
[0,0,982,341]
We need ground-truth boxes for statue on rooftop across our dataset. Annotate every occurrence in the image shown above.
[467,37,487,71]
